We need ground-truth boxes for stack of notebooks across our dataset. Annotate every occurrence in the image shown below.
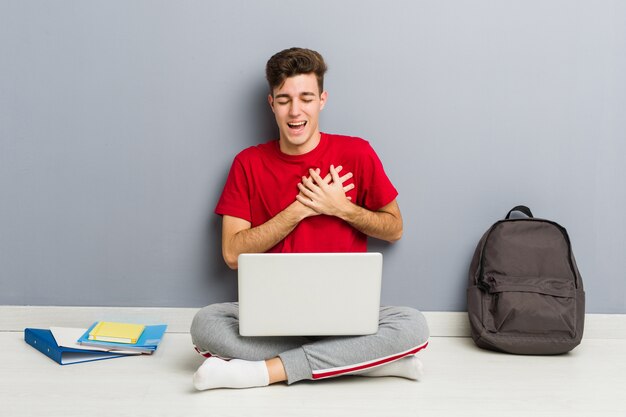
[24,321,167,365]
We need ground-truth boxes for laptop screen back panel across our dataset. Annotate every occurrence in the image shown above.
[238,253,382,336]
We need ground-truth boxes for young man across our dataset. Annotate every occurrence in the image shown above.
[191,48,429,390]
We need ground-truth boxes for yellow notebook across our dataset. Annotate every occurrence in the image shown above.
[88,322,145,344]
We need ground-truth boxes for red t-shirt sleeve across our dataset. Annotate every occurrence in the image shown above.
[215,156,252,222]
[359,142,398,211]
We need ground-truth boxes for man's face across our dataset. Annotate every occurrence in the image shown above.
[268,73,327,155]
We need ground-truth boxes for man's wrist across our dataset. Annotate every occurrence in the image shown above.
[335,200,359,223]
[286,200,315,223]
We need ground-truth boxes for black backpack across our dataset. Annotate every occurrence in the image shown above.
[467,206,585,354]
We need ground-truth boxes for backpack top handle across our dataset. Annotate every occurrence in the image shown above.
[505,205,534,220]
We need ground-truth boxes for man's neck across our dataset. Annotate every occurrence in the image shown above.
[278,131,322,156]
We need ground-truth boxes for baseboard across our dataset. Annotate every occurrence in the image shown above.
[1,306,625,339]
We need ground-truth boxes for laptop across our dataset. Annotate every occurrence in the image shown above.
[238,252,383,336]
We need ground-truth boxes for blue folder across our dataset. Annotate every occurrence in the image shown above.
[24,328,127,365]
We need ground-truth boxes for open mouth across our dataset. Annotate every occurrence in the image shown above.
[287,121,307,130]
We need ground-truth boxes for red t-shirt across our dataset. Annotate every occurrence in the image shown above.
[215,132,398,253]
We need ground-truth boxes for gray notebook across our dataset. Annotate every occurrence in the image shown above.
[238,252,382,336]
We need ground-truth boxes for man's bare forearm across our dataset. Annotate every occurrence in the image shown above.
[223,201,312,269]
[339,201,403,243]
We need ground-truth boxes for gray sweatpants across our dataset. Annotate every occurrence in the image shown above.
[190,302,429,384]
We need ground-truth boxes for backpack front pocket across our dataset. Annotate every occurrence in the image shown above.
[481,275,577,337]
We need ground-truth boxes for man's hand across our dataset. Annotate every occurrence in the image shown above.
[297,165,403,243]
[296,165,355,217]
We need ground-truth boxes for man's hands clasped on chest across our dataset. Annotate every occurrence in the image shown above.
[296,165,355,218]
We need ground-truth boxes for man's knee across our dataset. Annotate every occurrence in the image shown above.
[190,302,239,352]
[381,306,430,347]
[407,307,430,345]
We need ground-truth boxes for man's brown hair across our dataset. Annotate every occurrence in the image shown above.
[266,47,327,95]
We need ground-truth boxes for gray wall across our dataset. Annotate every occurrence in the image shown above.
[1,1,624,313]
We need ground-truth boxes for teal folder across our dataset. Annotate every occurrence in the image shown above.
[24,328,127,365]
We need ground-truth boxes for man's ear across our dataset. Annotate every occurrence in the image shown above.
[319,91,328,110]
[268,94,275,113]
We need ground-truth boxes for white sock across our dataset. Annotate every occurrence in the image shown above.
[193,357,270,390]
[358,356,424,380]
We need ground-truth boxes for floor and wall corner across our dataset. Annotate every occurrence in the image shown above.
[1,306,624,417]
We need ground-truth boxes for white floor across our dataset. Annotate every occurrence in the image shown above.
[1,330,625,417]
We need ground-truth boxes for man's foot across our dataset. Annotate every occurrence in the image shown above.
[357,355,424,380]
[193,357,270,390]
